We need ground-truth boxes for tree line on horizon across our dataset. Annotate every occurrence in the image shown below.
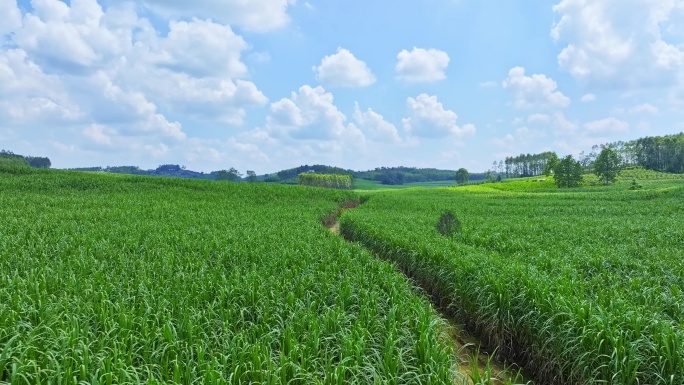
[491,132,684,180]
[596,133,684,174]
[0,150,51,168]
[3,132,682,185]
[356,166,488,185]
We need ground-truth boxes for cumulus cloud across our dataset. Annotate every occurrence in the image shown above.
[551,111,578,134]
[524,111,578,135]
[13,0,131,74]
[492,126,547,150]
[629,103,659,114]
[551,0,684,88]
[110,18,267,125]
[584,117,629,134]
[396,47,450,83]
[313,48,376,88]
[353,103,401,143]
[1,0,269,162]
[267,85,365,144]
[402,94,475,138]
[141,0,294,32]
[89,72,186,141]
[580,93,596,102]
[503,67,571,109]
[83,124,114,146]
[0,48,81,124]
[528,114,551,123]
[135,72,267,125]
[4,96,82,123]
[151,19,249,78]
[0,0,21,36]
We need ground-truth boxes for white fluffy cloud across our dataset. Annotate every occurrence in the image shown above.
[503,67,571,109]
[479,81,499,88]
[402,94,475,138]
[396,47,450,83]
[492,127,547,152]
[0,0,274,170]
[0,0,21,36]
[267,85,365,143]
[629,103,659,115]
[525,111,578,135]
[117,18,267,125]
[150,19,249,78]
[313,48,376,88]
[551,112,579,134]
[353,103,401,143]
[13,0,128,74]
[133,72,267,126]
[83,124,114,146]
[87,72,186,141]
[0,48,80,124]
[552,0,684,88]
[141,0,294,32]
[580,93,596,102]
[2,1,267,138]
[528,114,551,123]
[584,117,629,134]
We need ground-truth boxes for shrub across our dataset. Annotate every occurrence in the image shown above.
[436,210,461,237]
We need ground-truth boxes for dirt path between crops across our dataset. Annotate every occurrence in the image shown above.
[325,204,531,385]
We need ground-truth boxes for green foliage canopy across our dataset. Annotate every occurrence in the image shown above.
[499,151,558,178]
[298,173,353,189]
[0,156,29,167]
[215,167,241,181]
[0,150,48,168]
[455,168,469,184]
[554,155,583,188]
[594,147,622,184]
[543,153,560,176]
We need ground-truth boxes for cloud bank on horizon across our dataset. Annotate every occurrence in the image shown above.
[1,0,683,174]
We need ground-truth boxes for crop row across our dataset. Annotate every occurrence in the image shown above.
[340,180,684,384]
[0,167,456,384]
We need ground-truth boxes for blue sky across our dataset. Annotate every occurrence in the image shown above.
[2,0,683,174]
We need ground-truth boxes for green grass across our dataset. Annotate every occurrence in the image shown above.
[341,176,684,385]
[6,164,682,384]
[0,166,458,384]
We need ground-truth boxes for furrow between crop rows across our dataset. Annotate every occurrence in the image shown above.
[325,202,531,385]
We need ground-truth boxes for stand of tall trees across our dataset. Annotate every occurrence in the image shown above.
[273,165,355,184]
[298,173,353,190]
[497,152,558,178]
[554,155,584,188]
[594,133,684,174]
[495,133,684,183]
[630,134,684,173]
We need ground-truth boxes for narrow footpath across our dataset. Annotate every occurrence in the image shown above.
[324,202,532,385]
